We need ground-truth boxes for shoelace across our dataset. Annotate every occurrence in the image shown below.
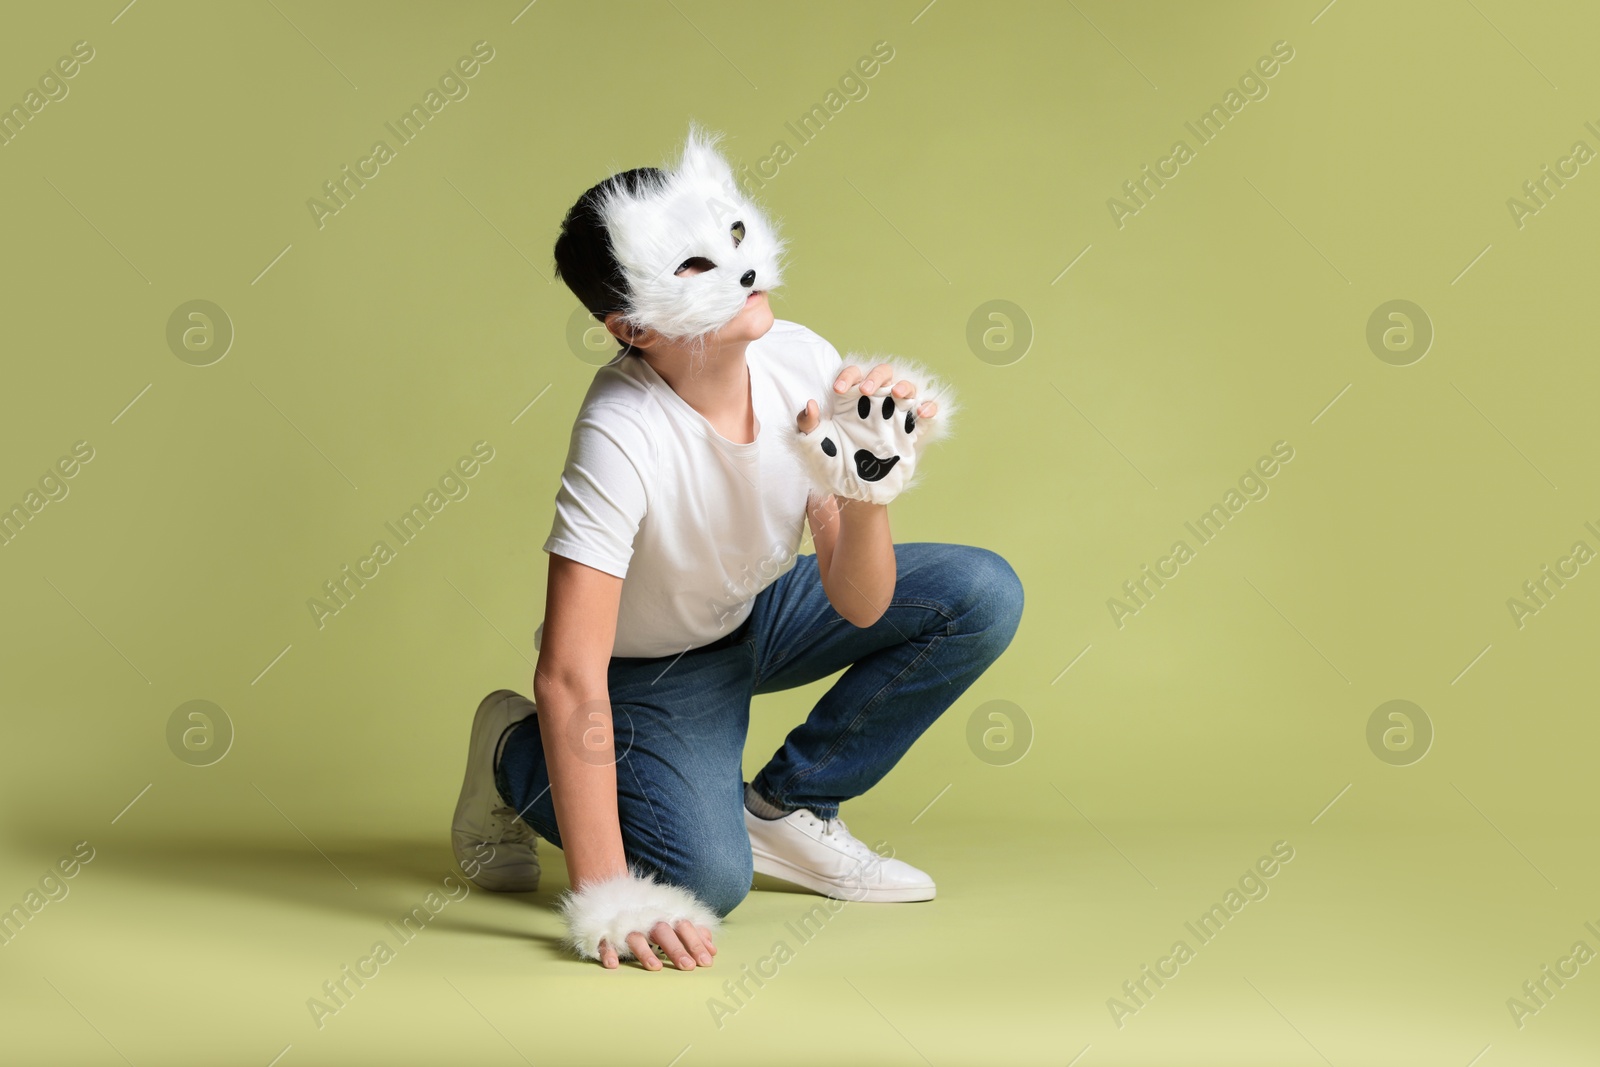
[815,814,875,861]
[488,804,536,845]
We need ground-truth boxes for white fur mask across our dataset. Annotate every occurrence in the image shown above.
[595,127,787,343]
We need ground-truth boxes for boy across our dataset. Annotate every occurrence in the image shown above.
[451,128,1023,971]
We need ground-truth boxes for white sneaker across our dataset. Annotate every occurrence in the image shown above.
[746,802,936,903]
[451,690,540,892]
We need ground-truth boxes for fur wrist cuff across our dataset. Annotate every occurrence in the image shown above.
[557,866,721,961]
[785,355,959,506]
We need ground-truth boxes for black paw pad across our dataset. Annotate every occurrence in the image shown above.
[854,449,900,483]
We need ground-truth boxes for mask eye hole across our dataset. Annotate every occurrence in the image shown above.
[730,220,746,247]
[674,256,717,276]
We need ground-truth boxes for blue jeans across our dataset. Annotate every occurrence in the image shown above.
[494,542,1024,917]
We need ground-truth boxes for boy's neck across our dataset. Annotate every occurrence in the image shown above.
[639,339,757,444]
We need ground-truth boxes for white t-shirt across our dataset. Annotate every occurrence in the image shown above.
[537,318,846,659]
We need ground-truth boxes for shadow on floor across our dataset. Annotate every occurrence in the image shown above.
[7,824,824,959]
[8,827,567,950]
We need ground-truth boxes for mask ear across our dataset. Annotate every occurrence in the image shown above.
[679,122,738,189]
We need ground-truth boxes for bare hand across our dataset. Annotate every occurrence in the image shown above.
[596,919,717,971]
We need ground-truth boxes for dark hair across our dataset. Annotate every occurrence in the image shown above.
[553,167,663,329]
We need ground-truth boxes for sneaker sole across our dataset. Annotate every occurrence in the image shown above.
[750,845,936,903]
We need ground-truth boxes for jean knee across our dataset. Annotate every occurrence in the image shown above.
[647,826,751,918]
[955,546,1024,650]
[675,845,752,918]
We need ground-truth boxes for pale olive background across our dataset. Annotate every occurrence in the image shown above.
[3,1,1598,1064]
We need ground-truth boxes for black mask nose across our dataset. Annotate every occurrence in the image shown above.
[740,270,756,288]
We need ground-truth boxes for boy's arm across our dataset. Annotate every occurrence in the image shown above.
[533,555,628,888]
[534,553,716,972]
[806,491,895,627]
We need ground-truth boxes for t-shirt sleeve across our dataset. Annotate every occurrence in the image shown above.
[541,402,653,579]
[812,328,847,384]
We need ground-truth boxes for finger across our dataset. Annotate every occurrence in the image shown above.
[598,938,619,969]
[891,378,917,400]
[698,924,718,955]
[918,400,938,418]
[860,363,896,395]
[651,921,696,970]
[833,365,864,394]
[626,931,661,970]
[796,398,819,433]
[675,920,714,966]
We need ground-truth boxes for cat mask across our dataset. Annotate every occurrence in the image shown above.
[595,126,787,342]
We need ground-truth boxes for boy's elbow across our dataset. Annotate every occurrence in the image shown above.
[828,586,891,628]
[534,659,606,702]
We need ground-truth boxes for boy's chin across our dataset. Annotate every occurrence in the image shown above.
[710,296,775,343]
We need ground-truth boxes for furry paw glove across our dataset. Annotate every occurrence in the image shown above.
[787,357,958,506]
[557,866,721,962]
